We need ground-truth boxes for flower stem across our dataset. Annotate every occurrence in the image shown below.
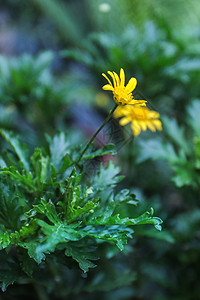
[72,103,118,171]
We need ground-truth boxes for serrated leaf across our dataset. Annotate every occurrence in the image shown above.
[20,240,46,264]
[0,166,35,192]
[137,138,178,164]
[93,162,124,191]
[172,162,197,188]
[0,129,30,172]
[32,199,61,225]
[0,181,28,230]
[0,231,11,249]
[67,200,99,223]
[115,189,138,206]
[131,208,163,230]
[47,132,70,171]
[57,153,71,174]
[162,116,189,155]
[87,207,162,231]
[82,143,117,160]
[61,171,99,222]
[19,223,80,264]
[65,243,98,273]
[83,226,134,251]
[31,148,49,186]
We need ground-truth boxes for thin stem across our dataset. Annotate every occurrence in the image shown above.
[72,104,118,172]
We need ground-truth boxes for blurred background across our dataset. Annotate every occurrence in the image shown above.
[1,1,200,299]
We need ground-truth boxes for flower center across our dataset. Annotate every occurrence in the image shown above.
[113,87,133,104]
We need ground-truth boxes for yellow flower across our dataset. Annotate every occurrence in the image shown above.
[102,68,147,106]
[113,105,162,136]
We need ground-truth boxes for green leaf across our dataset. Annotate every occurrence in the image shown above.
[57,153,71,174]
[170,209,200,240]
[20,240,46,264]
[137,138,178,164]
[87,208,162,231]
[0,231,11,249]
[115,189,138,206]
[131,208,163,231]
[47,132,70,171]
[82,143,117,160]
[61,171,99,222]
[31,148,49,186]
[0,158,7,168]
[93,162,124,191]
[162,116,189,155]
[65,242,98,273]
[187,99,200,136]
[0,166,35,192]
[0,129,30,172]
[0,252,22,292]
[172,162,197,188]
[66,199,99,223]
[82,226,133,251]
[0,181,27,230]
[22,221,83,263]
[20,255,38,277]
[32,199,61,225]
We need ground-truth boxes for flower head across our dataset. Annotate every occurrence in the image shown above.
[114,105,162,136]
[102,68,147,106]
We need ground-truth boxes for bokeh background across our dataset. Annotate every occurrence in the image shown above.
[1,1,200,299]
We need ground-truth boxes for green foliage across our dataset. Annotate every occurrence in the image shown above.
[62,21,198,76]
[1,0,200,297]
[0,130,162,291]
[138,99,200,188]
[0,52,67,138]
[62,21,200,122]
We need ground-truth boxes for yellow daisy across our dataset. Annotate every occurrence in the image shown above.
[102,68,147,106]
[113,105,162,136]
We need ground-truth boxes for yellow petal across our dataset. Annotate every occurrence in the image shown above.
[147,122,156,132]
[113,72,120,86]
[102,84,114,91]
[140,121,147,131]
[120,68,125,87]
[126,77,137,93]
[113,106,127,118]
[150,111,160,119]
[128,100,147,106]
[108,71,117,88]
[119,117,131,126]
[131,121,141,136]
[153,120,162,131]
[102,73,113,86]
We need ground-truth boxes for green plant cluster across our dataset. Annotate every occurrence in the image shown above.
[138,99,200,188]
[1,3,200,296]
[132,100,200,299]
[61,20,200,300]
[0,52,68,137]
[0,125,162,296]
[63,21,200,116]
